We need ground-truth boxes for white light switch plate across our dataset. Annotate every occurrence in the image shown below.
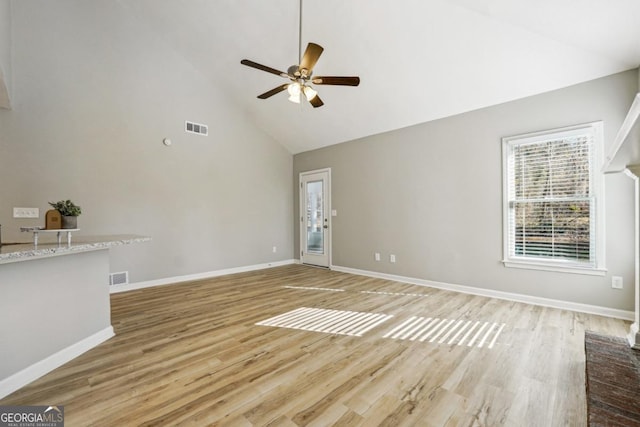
[13,207,39,218]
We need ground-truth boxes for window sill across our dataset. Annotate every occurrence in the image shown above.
[502,259,607,276]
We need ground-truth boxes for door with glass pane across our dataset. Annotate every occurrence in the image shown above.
[300,169,330,267]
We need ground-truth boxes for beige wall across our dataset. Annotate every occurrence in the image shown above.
[0,0,293,282]
[294,69,639,311]
[0,0,11,107]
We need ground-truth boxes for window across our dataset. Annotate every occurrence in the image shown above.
[502,122,605,275]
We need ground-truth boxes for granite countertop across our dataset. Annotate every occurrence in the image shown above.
[0,234,151,264]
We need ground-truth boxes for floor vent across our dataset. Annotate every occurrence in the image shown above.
[185,120,208,136]
[109,271,129,286]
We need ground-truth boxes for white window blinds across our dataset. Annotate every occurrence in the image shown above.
[503,123,603,270]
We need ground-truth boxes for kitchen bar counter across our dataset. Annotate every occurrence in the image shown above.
[0,234,150,399]
[0,234,151,264]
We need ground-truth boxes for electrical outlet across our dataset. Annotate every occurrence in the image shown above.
[374,252,380,261]
[390,254,396,263]
[13,207,39,218]
[612,276,623,289]
[272,246,277,253]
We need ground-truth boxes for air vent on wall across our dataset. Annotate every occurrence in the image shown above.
[185,121,208,136]
[109,271,129,286]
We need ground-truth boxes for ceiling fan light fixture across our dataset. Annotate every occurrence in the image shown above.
[287,82,301,96]
[288,93,301,104]
[287,82,301,103]
[303,85,318,101]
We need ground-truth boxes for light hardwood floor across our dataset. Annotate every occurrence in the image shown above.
[0,264,629,426]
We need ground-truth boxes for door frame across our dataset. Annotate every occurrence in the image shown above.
[299,168,332,268]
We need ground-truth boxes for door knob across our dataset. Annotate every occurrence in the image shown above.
[323,225,328,229]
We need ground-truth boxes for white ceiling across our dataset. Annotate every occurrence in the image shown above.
[118,0,640,154]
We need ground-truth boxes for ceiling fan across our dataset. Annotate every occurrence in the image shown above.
[240,0,360,108]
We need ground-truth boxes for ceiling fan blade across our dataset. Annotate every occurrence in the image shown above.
[312,76,360,86]
[298,43,324,75]
[309,94,324,108]
[257,84,289,99]
[241,59,288,78]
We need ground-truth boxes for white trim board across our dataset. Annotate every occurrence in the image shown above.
[0,326,114,400]
[110,259,297,294]
[331,265,634,321]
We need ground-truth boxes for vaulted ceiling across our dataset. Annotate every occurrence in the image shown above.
[119,0,640,154]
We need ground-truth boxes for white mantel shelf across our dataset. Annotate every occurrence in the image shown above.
[0,234,151,264]
[603,92,640,173]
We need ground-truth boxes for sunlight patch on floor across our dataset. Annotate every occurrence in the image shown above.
[283,286,428,298]
[256,307,393,337]
[359,290,428,297]
[283,286,345,292]
[383,317,506,349]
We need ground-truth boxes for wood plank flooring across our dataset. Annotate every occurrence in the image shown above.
[0,264,630,426]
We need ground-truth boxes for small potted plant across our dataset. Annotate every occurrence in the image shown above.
[49,199,82,229]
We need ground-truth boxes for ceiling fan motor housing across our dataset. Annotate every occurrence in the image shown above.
[287,65,301,78]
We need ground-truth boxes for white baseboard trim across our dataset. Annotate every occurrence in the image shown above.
[110,259,298,294]
[331,265,634,321]
[0,326,114,400]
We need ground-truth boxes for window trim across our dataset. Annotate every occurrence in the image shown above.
[501,121,606,275]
